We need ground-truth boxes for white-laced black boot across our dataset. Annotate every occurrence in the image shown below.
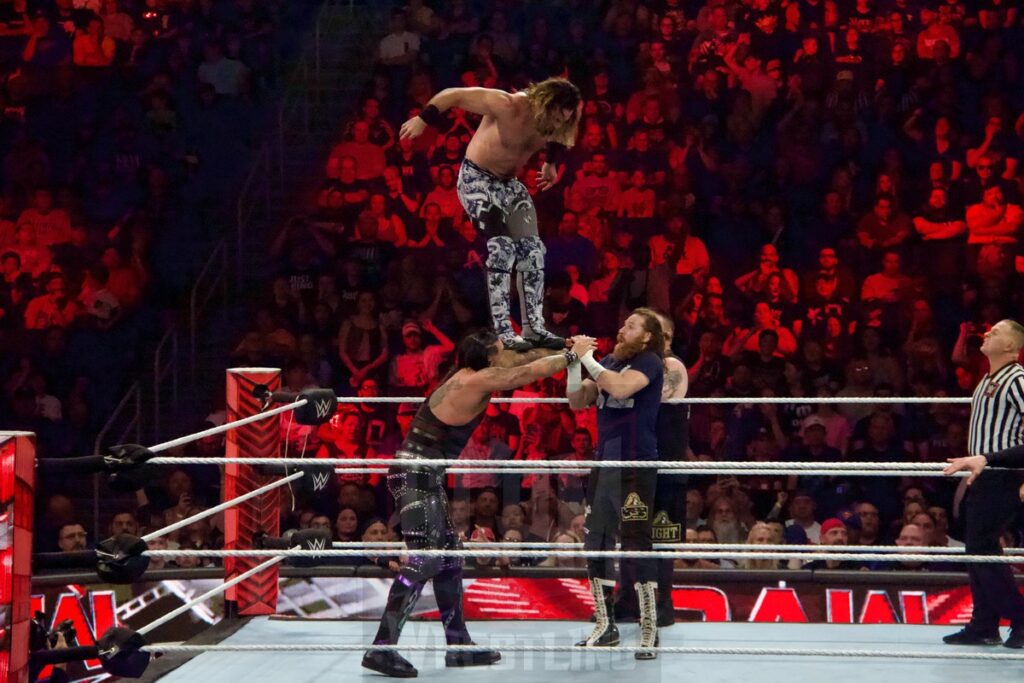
[635,581,659,660]
[576,578,620,647]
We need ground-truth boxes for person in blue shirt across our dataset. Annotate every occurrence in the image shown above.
[567,308,666,659]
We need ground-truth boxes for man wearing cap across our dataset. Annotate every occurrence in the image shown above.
[785,416,842,501]
[802,518,862,569]
[388,319,455,396]
[785,491,821,543]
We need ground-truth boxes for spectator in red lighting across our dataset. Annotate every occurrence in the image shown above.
[17,188,71,249]
[861,251,915,307]
[317,410,370,484]
[966,186,1021,248]
[73,17,115,66]
[24,273,79,330]
[328,120,386,182]
[421,165,462,221]
[387,319,454,395]
[725,302,797,358]
[857,196,912,254]
[735,244,799,303]
[338,291,389,388]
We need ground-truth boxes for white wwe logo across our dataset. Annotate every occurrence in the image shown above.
[307,537,326,554]
[310,470,331,492]
[314,399,333,420]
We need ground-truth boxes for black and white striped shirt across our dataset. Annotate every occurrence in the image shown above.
[969,362,1024,456]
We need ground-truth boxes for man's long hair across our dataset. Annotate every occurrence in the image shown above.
[613,307,668,361]
[524,78,581,147]
[455,328,499,371]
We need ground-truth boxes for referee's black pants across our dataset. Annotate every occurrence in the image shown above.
[964,470,1024,633]
[585,467,658,584]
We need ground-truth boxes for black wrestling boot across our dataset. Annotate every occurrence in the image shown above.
[943,628,1002,646]
[434,567,503,667]
[362,650,418,678]
[445,644,503,667]
[363,577,424,677]
[524,331,566,350]
[577,579,620,647]
[1004,627,1024,649]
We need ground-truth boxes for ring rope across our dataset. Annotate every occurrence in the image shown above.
[136,643,1024,660]
[136,553,288,636]
[146,398,307,454]
[146,457,971,477]
[142,548,1015,563]
[140,472,305,543]
[339,396,972,405]
[326,467,948,477]
[327,541,1004,555]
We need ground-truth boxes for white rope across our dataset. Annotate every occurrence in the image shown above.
[136,552,288,636]
[326,466,962,477]
[148,457,966,477]
[138,642,1024,660]
[141,472,305,543]
[328,541,1004,555]
[142,548,1010,563]
[147,399,307,454]
[146,458,941,470]
[340,396,972,405]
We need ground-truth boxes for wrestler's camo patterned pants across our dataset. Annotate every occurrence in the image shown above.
[457,159,549,341]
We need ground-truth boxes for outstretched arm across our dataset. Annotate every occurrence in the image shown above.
[466,337,596,393]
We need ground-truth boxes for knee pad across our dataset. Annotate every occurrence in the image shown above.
[514,236,545,272]
[486,236,516,272]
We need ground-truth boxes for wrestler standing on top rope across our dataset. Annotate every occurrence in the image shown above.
[399,78,582,352]
[362,330,596,678]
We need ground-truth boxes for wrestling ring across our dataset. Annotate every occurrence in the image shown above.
[5,367,1024,682]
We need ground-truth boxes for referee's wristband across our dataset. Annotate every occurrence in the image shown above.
[580,351,604,380]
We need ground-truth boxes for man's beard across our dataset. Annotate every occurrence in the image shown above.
[713,520,743,544]
[612,338,646,361]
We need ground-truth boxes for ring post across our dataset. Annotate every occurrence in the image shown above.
[224,369,282,616]
[1,432,35,683]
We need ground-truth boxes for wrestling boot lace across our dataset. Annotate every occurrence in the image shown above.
[576,578,620,647]
[635,581,659,660]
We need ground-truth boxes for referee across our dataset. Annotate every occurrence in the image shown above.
[942,319,1024,648]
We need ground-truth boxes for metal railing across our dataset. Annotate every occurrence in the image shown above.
[153,326,180,442]
[235,144,272,283]
[91,381,142,539]
[188,240,229,382]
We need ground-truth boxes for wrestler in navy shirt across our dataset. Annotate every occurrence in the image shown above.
[595,350,664,461]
